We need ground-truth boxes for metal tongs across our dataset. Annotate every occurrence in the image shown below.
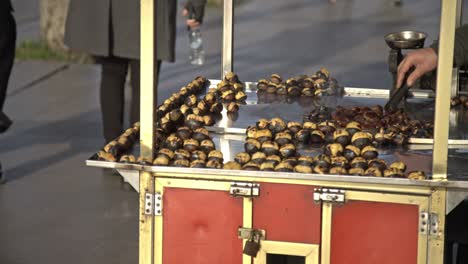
[384,71,411,111]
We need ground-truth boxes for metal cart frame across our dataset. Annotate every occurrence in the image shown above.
[133,0,464,263]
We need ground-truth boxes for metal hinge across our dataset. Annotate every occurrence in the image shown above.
[230,182,260,197]
[313,188,346,203]
[238,227,266,240]
[420,212,440,236]
[144,192,163,216]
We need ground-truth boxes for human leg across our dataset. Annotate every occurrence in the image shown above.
[0,12,16,133]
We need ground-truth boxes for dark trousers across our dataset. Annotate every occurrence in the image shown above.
[97,57,161,142]
[0,11,16,113]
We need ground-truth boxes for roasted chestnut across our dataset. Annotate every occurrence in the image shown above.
[256,118,269,129]
[221,90,235,101]
[137,156,153,166]
[185,114,205,130]
[364,167,383,177]
[192,127,210,141]
[325,143,344,157]
[256,129,273,143]
[383,168,405,178]
[276,84,287,95]
[245,138,262,154]
[176,126,192,140]
[235,152,251,165]
[314,154,331,169]
[279,143,296,158]
[153,155,170,166]
[225,72,239,83]
[190,150,207,161]
[302,87,314,97]
[233,83,244,92]
[227,102,240,113]
[389,161,407,172]
[303,121,317,131]
[269,118,287,134]
[243,161,261,171]
[345,121,361,135]
[203,115,215,126]
[190,160,206,168]
[266,82,278,93]
[349,167,365,176]
[275,162,294,172]
[200,139,215,154]
[165,134,183,151]
[368,159,387,171]
[451,97,461,107]
[250,152,266,165]
[204,92,217,105]
[295,129,311,143]
[185,94,198,107]
[265,155,282,166]
[97,151,117,162]
[287,86,301,97]
[343,145,361,161]
[333,129,350,145]
[270,73,282,84]
[208,150,224,163]
[257,79,269,91]
[210,102,223,114]
[275,131,292,146]
[294,164,313,173]
[283,157,298,167]
[350,157,368,170]
[329,167,348,175]
[224,161,242,170]
[392,133,408,146]
[361,146,379,160]
[206,160,223,169]
[174,149,191,160]
[407,171,426,180]
[217,80,232,92]
[260,162,275,171]
[310,130,325,144]
[297,156,314,167]
[318,121,336,134]
[180,104,192,116]
[120,155,136,164]
[331,156,348,168]
[287,122,303,134]
[173,158,190,167]
[351,131,373,149]
[182,138,199,152]
[313,166,328,174]
[235,91,247,101]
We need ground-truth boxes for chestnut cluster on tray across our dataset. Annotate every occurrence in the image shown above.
[451,95,468,108]
[256,68,344,97]
[224,117,426,179]
[305,105,434,144]
[98,122,140,162]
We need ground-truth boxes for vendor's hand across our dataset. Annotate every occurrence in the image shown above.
[396,48,438,88]
[183,8,201,29]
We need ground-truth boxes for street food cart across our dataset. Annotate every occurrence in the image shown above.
[86,0,468,263]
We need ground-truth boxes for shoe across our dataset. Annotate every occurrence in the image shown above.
[0,111,12,134]
[0,161,5,184]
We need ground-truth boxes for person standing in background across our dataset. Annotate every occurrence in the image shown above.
[64,0,206,143]
[0,0,17,183]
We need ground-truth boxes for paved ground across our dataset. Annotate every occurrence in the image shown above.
[0,0,466,263]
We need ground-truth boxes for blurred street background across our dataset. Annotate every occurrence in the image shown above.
[0,0,466,263]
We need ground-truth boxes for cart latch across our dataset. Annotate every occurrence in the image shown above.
[144,192,163,216]
[313,188,345,203]
[238,227,266,240]
[230,182,260,197]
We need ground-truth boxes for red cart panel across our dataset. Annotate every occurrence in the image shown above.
[253,183,321,244]
[162,187,244,264]
[330,200,419,264]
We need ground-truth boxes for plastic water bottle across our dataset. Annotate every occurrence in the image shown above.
[189,28,205,65]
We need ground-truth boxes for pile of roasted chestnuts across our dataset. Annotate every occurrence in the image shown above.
[451,95,468,109]
[256,68,344,97]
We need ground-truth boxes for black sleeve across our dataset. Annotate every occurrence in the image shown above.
[431,24,468,67]
[185,0,207,23]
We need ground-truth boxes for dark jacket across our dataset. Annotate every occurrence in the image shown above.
[64,0,206,61]
[431,24,468,67]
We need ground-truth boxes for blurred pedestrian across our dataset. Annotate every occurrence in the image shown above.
[0,0,16,183]
[64,0,206,143]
